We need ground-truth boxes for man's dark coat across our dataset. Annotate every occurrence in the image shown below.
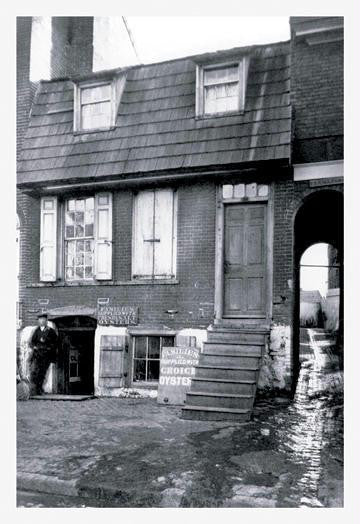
[30,326,58,362]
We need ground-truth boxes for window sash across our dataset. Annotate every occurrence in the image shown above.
[197,60,246,117]
[64,196,95,281]
[132,336,174,383]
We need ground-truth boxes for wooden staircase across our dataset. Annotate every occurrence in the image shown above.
[182,325,268,422]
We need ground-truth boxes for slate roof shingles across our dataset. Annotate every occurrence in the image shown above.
[18,41,291,185]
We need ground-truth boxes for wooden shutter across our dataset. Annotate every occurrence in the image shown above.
[40,196,57,282]
[95,192,113,280]
[132,190,155,278]
[154,189,176,278]
[99,335,127,388]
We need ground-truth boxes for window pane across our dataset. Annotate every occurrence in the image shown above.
[204,84,238,114]
[85,224,94,237]
[75,224,84,237]
[147,360,160,382]
[85,197,94,210]
[75,266,84,279]
[161,336,174,348]
[134,337,147,358]
[85,266,93,279]
[67,199,75,211]
[81,101,111,130]
[75,199,85,211]
[148,337,160,359]
[204,65,238,85]
[133,359,146,382]
[81,84,111,104]
[75,211,84,224]
[66,267,74,280]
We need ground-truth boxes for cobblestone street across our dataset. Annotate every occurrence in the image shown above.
[17,329,343,508]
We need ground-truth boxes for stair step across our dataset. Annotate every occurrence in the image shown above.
[181,405,252,422]
[199,353,261,367]
[203,342,263,355]
[186,391,254,409]
[195,365,259,381]
[207,332,266,344]
[191,377,256,394]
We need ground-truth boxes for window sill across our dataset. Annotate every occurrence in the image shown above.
[73,126,116,136]
[27,279,180,288]
[195,110,245,120]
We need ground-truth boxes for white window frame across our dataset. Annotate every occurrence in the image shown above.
[131,188,178,281]
[131,335,175,385]
[73,80,116,132]
[64,196,96,282]
[196,58,248,118]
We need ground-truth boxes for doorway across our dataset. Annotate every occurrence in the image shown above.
[293,190,343,389]
[54,316,96,395]
[223,202,267,318]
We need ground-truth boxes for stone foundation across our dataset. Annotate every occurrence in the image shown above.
[258,324,292,393]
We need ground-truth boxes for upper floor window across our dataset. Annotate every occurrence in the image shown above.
[132,189,177,280]
[196,59,248,117]
[74,82,114,132]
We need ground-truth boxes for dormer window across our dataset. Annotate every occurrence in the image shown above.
[196,59,248,117]
[74,80,116,132]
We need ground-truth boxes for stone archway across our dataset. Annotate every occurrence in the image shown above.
[292,190,344,388]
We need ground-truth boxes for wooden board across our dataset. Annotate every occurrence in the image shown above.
[157,346,200,406]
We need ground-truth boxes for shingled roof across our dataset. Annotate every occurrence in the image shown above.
[17,40,291,187]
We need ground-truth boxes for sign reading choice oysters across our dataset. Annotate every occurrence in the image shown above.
[157,346,200,405]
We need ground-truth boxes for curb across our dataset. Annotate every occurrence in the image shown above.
[17,472,131,504]
[17,472,79,498]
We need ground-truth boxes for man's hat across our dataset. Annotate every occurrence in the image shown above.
[37,312,48,319]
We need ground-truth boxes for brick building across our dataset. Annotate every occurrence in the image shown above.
[17,17,343,420]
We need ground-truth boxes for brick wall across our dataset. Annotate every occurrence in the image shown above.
[290,17,344,163]
[51,17,93,78]
[19,182,217,330]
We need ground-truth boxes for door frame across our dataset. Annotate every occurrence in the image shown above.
[214,183,274,324]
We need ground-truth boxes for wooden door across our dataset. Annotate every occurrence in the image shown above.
[223,203,267,317]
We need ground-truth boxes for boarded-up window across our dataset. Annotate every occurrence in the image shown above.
[132,189,177,279]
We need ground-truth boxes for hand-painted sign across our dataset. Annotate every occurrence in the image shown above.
[97,306,138,326]
[157,346,200,406]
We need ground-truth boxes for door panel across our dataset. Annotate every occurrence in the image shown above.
[223,203,267,317]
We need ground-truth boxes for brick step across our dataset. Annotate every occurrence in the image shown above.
[181,405,252,422]
[203,341,263,355]
[191,377,256,395]
[199,352,261,367]
[207,331,266,344]
[186,391,254,409]
[195,365,259,381]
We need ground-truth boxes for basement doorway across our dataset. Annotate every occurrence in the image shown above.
[53,315,96,395]
[293,190,343,390]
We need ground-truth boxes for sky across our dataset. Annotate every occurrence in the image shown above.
[125,17,290,65]
[93,16,291,70]
[300,243,330,297]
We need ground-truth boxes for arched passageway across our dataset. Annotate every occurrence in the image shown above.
[293,190,343,390]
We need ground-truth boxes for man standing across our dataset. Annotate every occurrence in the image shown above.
[29,313,58,395]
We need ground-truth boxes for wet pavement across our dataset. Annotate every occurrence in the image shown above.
[17,328,343,508]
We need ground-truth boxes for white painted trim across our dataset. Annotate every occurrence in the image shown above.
[294,160,344,181]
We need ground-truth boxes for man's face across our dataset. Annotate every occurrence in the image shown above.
[38,317,48,328]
